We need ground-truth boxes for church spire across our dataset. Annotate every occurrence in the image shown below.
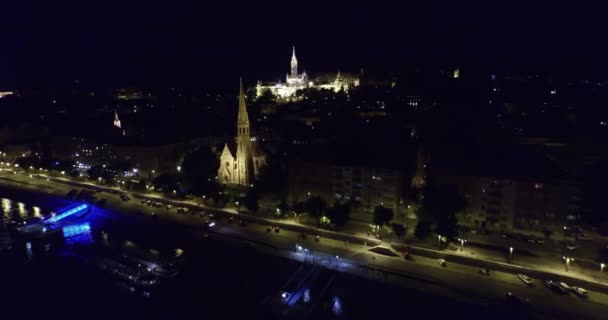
[290,46,298,77]
[237,78,249,125]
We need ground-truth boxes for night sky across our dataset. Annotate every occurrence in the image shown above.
[0,1,606,89]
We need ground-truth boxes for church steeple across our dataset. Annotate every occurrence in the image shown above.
[237,78,249,126]
[290,46,298,77]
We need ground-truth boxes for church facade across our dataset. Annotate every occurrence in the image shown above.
[255,46,359,100]
[218,79,266,186]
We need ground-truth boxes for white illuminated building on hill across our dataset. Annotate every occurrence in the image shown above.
[256,46,359,100]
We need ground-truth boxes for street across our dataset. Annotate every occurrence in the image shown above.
[2,171,608,319]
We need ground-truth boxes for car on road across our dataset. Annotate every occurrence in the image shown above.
[518,274,534,286]
[437,259,447,267]
[571,286,588,297]
[153,202,162,208]
[545,280,568,294]
[504,292,530,307]
[479,268,490,276]
[557,282,571,294]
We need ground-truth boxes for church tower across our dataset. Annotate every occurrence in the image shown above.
[290,46,298,78]
[235,78,254,186]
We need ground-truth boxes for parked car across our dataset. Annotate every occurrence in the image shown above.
[437,259,447,267]
[571,286,588,297]
[229,217,235,224]
[274,226,280,233]
[239,220,248,227]
[266,226,272,232]
[314,235,320,242]
[536,239,545,244]
[518,274,534,286]
[167,204,174,209]
[557,282,571,294]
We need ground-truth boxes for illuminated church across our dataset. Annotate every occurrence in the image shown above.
[218,79,266,186]
[256,46,359,100]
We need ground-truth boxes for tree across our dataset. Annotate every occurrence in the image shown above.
[257,88,276,104]
[436,211,459,240]
[255,151,288,198]
[304,196,327,226]
[414,220,431,239]
[66,189,78,199]
[419,186,466,240]
[598,247,608,263]
[132,180,148,193]
[391,223,406,238]
[180,147,219,195]
[153,173,180,193]
[373,206,394,227]
[244,188,259,214]
[327,202,351,227]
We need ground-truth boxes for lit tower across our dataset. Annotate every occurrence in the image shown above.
[290,46,298,78]
[235,78,253,186]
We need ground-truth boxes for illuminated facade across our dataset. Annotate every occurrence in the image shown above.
[255,47,359,100]
[218,79,266,186]
[0,91,13,99]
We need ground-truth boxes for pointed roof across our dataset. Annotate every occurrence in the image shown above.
[220,143,234,159]
[237,78,249,125]
[291,46,297,63]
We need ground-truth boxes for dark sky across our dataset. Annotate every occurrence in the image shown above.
[0,1,606,89]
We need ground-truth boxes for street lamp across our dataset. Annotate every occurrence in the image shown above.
[509,247,513,263]
[563,256,574,272]
[438,234,442,249]
[460,238,465,252]
[235,201,240,212]
[601,263,606,272]
[177,166,181,173]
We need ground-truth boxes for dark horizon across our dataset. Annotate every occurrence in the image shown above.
[1,1,607,90]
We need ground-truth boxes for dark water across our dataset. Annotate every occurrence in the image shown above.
[0,187,537,320]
